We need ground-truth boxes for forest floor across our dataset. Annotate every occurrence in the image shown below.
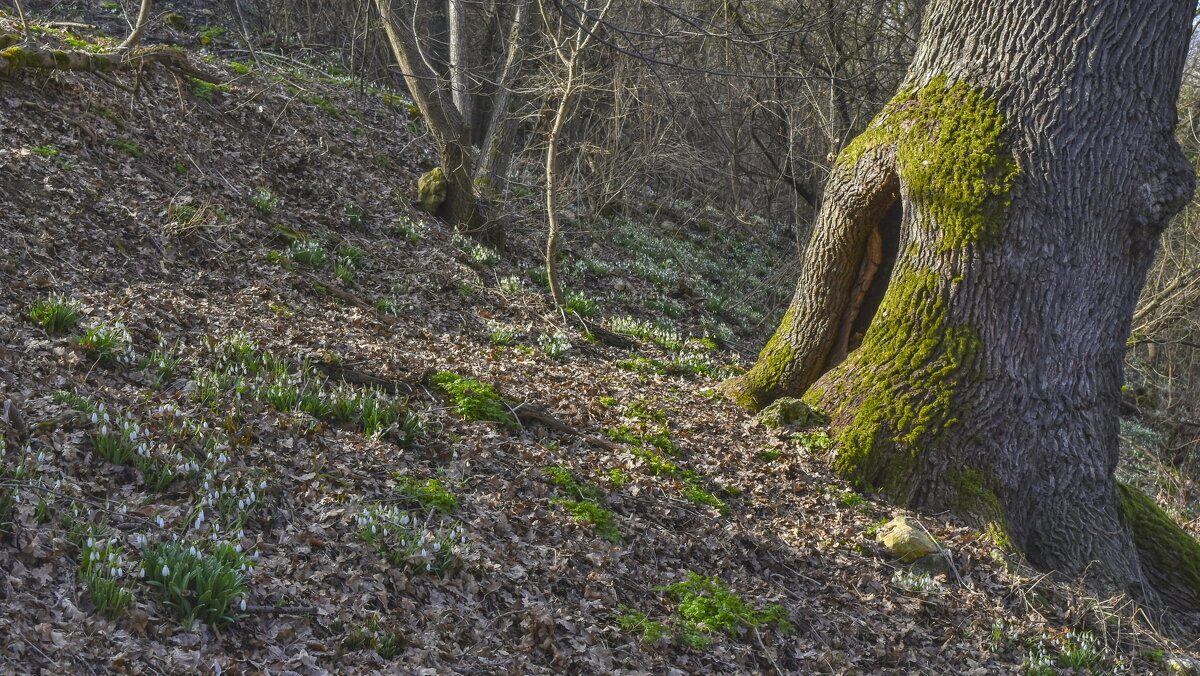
[1,6,1198,675]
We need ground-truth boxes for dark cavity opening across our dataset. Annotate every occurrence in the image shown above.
[828,197,903,367]
[849,199,902,348]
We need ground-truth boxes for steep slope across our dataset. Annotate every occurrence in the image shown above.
[0,10,1196,675]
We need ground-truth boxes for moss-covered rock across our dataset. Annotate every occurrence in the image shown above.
[875,515,939,562]
[756,397,827,430]
[417,167,447,215]
[164,13,187,30]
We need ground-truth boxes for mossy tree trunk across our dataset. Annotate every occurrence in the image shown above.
[722,0,1200,623]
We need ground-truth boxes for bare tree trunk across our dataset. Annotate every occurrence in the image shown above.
[474,0,530,206]
[448,0,472,122]
[723,0,1200,623]
[374,0,499,245]
[544,58,576,308]
[541,0,611,310]
[116,0,155,52]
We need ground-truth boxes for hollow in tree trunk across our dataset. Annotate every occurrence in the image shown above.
[721,0,1200,624]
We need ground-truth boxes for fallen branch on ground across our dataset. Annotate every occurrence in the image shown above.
[0,34,220,82]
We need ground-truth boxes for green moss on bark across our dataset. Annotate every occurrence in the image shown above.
[810,265,983,501]
[836,75,1018,251]
[1116,482,1200,600]
[721,307,796,410]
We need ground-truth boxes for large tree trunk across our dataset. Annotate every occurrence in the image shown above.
[722,0,1200,622]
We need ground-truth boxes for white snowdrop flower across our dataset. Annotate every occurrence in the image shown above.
[53,479,61,489]
[419,549,428,558]
[138,567,145,578]
[234,543,242,552]
[87,537,95,549]
[162,565,170,577]
[433,542,441,552]
[110,567,118,578]
[91,412,98,424]
[103,412,110,423]
[240,599,247,611]
[156,515,165,528]
[100,425,108,435]
[259,480,267,489]
[120,504,127,514]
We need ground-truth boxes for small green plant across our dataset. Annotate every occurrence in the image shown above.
[618,572,792,649]
[228,60,251,74]
[662,573,792,647]
[356,504,468,574]
[431,372,516,428]
[32,144,58,157]
[190,78,228,101]
[683,484,726,511]
[249,187,279,215]
[553,498,621,542]
[345,204,364,229]
[169,203,200,225]
[545,466,603,502]
[864,517,890,538]
[106,137,142,157]
[384,218,425,242]
[91,414,139,465]
[839,491,867,509]
[139,338,181,388]
[78,534,134,618]
[488,322,520,346]
[199,25,226,45]
[78,321,135,367]
[526,265,550,289]
[142,540,249,628]
[452,233,500,265]
[1052,629,1106,671]
[756,448,782,461]
[616,606,668,643]
[305,94,339,116]
[608,468,630,486]
[27,294,82,333]
[545,466,620,541]
[395,475,459,513]
[537,331,571,360]
[498,275,527,295]
[375,631,401,659]
[891,570,945,594]
[337,245,367,267]
[795,430,833,452]
[286,239,327,267]
[565,291,599,317]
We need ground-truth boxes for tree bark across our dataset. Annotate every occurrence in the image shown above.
[722,0,1200,623]
[474,0,530,206]
[374,0,500,246]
